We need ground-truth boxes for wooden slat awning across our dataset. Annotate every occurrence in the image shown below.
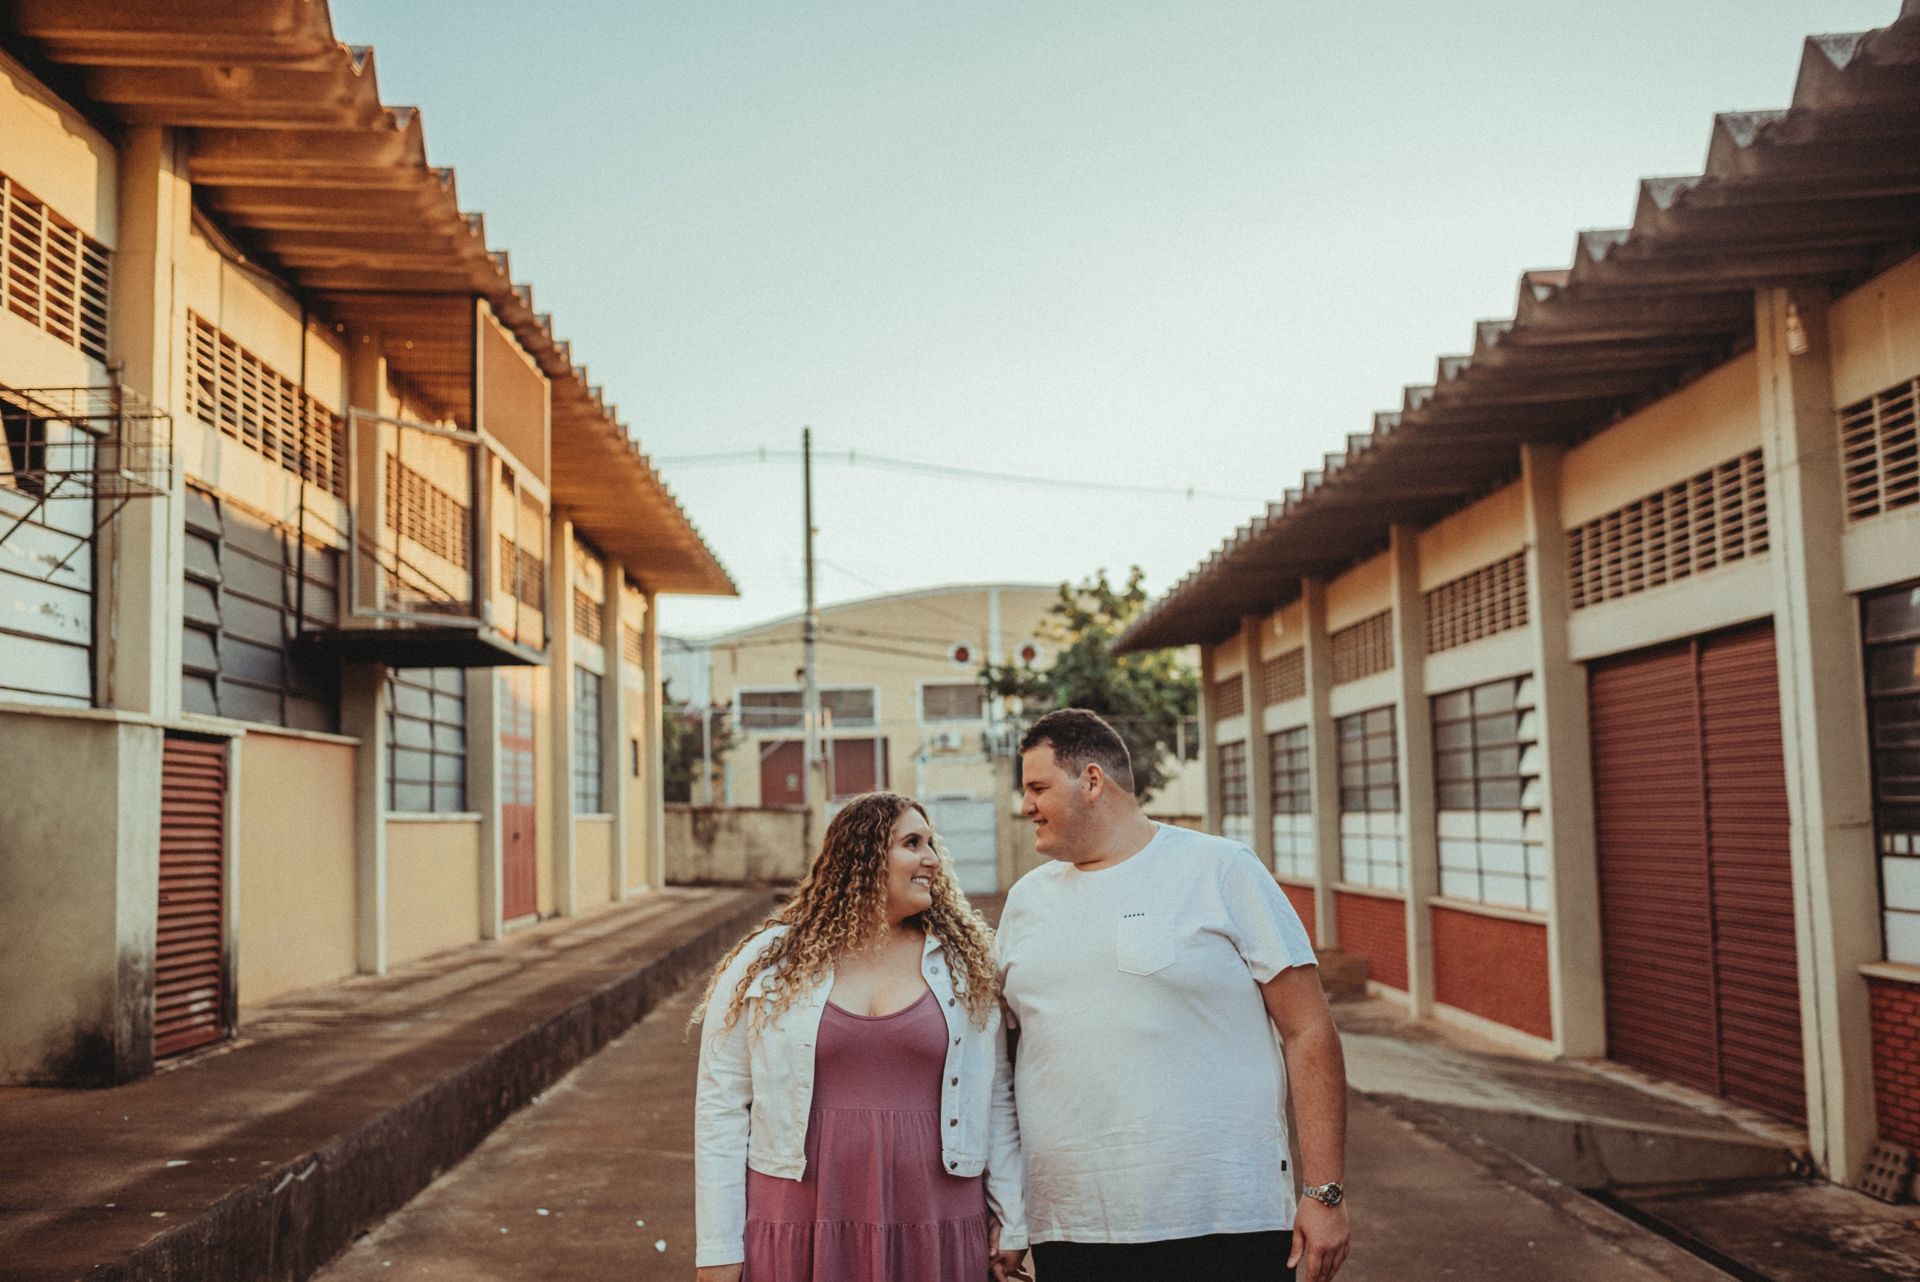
[2,0,735,597]
[1117,5,1920,653]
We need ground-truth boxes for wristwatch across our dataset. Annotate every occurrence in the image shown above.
[1301,1181,1344,1207]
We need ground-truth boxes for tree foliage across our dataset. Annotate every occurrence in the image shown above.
[662,681,739,804]
[980,567,1197,804]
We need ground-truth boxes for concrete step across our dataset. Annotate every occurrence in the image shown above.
[0,886,778,1282]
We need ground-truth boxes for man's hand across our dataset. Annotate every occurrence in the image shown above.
[1288,1197,1350,1282]
[988,1218,1031,1281]
[695,1266,743,1282]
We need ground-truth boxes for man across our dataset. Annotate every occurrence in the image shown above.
[996,708,1350,1282]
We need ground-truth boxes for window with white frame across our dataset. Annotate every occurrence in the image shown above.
[1866,580,1920,963]
[574,666,605,813]
[1337,707,1402,888]
[739,685,877,732]
[1432,675,1546,911]
[921,681,984,722]
[387,667,467,813]
[1218,740,1251,846]
[1268,726,1314,881]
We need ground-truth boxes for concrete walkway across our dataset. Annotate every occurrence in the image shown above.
[0,886,776,1282]
[313,983,1734,1282]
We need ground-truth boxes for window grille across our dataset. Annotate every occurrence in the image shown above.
[1,171,110,363]
[1267,726,1315,881]
[1262,649,1306,705]
[573,587,603,643]
[1433,675,1546,911]
[823,686,877,728]
[184,313,346,496]
[498,535,545,609]
[1568,450,1768,609]
[740,688,803,731]
[921,681,985,721]
[1331,611,1394,684]
[1213,673,1246,720]
[386,667,467,813]
[1337,706,1402,888]
[622,623,644,667]
[1864,580,1920,964]
[1841,377,1919,523]
[573,666,605,813]
[1424,552,1529,653]
[1217,740,1251,845]
[382,455,470,569]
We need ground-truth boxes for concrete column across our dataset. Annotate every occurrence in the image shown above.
[468,666,504,940]
[548,511,578,916]
[641,586,667,891]
[341,664,388,974]
[1301,577,1342,948]
[1755,285,1881,1185]
[1520,442,1607,1057]
[1242,615,1276,870]
[1198,643,1221,833]
[1389,525,1438,1018]
[604,566,631,901]
[99,126,187,719]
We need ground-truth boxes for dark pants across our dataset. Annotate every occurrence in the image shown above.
[1031,1230,1295,1281]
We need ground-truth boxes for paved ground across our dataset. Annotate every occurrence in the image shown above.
[314,982,1732,1282]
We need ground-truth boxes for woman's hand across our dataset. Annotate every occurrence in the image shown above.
[695,1265,743,1282]
[988,1219,1032,1281]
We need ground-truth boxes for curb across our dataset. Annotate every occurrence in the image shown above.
[89,891,776,1282]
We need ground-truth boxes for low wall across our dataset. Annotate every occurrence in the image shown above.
[666,805,809,884]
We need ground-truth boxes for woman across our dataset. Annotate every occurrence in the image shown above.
[692,792,1028,1282]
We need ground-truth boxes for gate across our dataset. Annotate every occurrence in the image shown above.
[156,734,229,1059]
[925,797,999,896]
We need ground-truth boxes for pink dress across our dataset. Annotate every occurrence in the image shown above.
[742,989,990,1281]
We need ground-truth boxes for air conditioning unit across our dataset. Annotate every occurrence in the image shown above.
[929,731,967,753]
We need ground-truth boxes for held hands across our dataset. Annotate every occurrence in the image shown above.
[1288,1196,1350,1282]
[988,1218,1032,1282]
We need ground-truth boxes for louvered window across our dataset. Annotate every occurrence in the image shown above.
[571,540,606,643]
[1262,649,1306,705]
[573,666,605,813]
[1433,675,1546,911]
[1425,552,1529,653]
[1268,726,1315,880]
[1,171,110,363]
[922,681,984,721]
[1217,740,1251,845]
[1841,377,1919,522]
[573,588,603,643]
[1337,706,1402,889]
[1568,450,1768,609]
[184,314,346,496]
[382,456,470,569]
[499,536,545,609]
[386,667,467,813]
[1331,611,1394,684]
[1864,580,1920,964]
[1213,673,1246,719]
[622,623,644,667]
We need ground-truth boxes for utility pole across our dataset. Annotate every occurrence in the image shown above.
[801,427,825,836]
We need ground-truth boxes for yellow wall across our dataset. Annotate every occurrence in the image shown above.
[1828,251,1920,408]
[1560,351,1760,529]
[1327,551,1393,631]
[574,818,614,911]
[1258,599,1307,662]
[623,675,650,891]
[534,662,556,915]
[1419,482,1525,590]
[386,819,483,966]
[236,730,357,1005]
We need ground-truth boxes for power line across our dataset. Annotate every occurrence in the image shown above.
[655,444,1266,505]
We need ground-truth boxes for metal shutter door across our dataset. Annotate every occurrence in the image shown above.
[1700,625,1806,1124]
[156,734,229,1059]
[1591,642,1720,1096]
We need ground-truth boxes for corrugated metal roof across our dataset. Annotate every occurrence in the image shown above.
[2,0,735,597]
[1116,4,1920,653]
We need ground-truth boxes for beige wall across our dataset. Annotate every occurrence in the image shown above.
[1327,551,1393,631]
[665,804,809,883]
[385,818,483,966]
[1419,483,1525,590]
[0,53,117,245]
[236,730,357,1006]
[1828,251,1920,408]
[574,818,614,910]
[623,676,651,891]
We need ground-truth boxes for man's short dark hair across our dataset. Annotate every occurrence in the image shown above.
[1019,708,1135,794]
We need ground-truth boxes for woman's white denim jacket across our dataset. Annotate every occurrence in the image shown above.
[694,924,1026,1268]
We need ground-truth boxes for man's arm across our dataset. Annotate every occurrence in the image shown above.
[1260,966,1350,1282]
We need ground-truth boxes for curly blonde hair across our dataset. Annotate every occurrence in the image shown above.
[693,792,999,1032]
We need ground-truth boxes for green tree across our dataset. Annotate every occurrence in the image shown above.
[661,681,738,804]
[980,567,1198,804]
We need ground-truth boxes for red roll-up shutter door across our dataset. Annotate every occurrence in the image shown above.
[1590,624,1805,1125]
[156,734,229,1059]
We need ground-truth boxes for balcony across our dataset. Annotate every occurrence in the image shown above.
[297,408,548,668]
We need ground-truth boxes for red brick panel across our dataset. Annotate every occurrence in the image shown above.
[1869,976,1920,1149]
[1336,891,1407,991]
[1279,881,1317,948]
[1431,907,1553,1041]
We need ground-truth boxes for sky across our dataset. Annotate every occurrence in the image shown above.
[329,0,1897,639]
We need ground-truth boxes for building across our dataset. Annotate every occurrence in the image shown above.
[0,2,734,1086]
[664,582,1205,892]
[1116,9,1920,1189]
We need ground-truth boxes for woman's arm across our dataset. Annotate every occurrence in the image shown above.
[692,990,754,1270]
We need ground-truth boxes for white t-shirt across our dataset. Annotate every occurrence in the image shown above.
[996,822,1317,1245]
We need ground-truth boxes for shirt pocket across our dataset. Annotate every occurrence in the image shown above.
[1114,912,1174,976]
